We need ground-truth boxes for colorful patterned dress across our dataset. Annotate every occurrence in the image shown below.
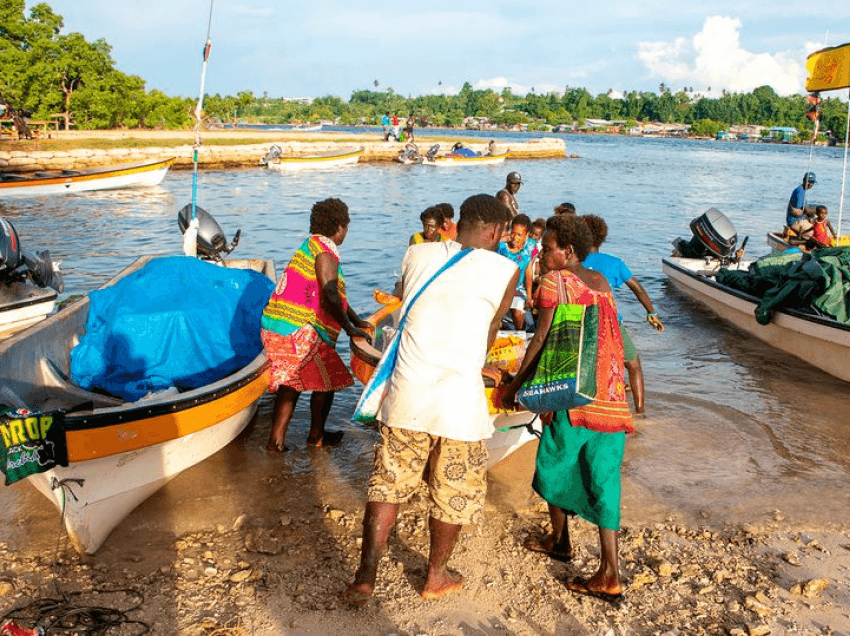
[531,269,633,530]
[260,235,354,393]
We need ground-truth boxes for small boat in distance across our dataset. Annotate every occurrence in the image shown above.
[262,144,362,171]
[0,157,175,197]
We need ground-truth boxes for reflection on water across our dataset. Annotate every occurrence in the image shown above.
[3,135,850,551]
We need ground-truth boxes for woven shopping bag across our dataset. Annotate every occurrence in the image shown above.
[516,277,599,413]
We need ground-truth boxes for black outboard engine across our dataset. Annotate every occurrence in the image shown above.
[177,204,241,262]
[0,217,64,291]
[672,208,738,260]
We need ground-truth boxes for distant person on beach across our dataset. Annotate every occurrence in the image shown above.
[487,140,497,156]
[392,113,400,139]
[500,214,633,605]
[381,112,391,141]
[496,172,522,217]
[497,214,534,330]
[582,214,663,415]
[436,203,457,241]
[405,114,415,142]
[344,195,518,606]
[786,172,817,238]
[260,198,371,452]
[810,205,836,247]
[554,202,576,216]
[409,207,445,245]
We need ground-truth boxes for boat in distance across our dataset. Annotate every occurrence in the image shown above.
[0,255,274,554]
[349,290,540,469]
[662,254,850,383]
[422,153,507,167]
[0,157,175,197]
[261,144,363,171]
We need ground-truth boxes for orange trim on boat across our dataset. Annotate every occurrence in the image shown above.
[65,370,268,462]
[0,158,175,191]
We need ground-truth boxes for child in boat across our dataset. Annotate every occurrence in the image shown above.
[409,207,445,245]
[436,203,457,240]
[810,205,836,247]
[497,214,534,330]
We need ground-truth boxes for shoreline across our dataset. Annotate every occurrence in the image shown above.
[0,130,568,173]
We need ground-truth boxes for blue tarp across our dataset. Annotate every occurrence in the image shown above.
[70,256,274,402]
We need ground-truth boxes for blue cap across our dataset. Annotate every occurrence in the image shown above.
[804,172,817,184]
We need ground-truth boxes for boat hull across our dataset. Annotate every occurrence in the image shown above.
[0,158,175,197]
[266,150,362,171]
[663,256,850,383]
[423,153,507,167]
[0,256,274,553]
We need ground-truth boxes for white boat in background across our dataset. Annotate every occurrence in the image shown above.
[290,124,322,132]
[0,157,175,197]
[663,254,850,383]
[423,153,507,167]
[262,144,362,171]
[349,291,540,470]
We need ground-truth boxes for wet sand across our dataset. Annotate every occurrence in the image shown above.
[2,399,850,636]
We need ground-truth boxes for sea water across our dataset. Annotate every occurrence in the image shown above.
[2,133,849,552]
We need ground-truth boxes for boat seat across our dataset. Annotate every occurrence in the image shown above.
[38,358,124,411]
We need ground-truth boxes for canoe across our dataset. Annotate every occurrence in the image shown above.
[662,254,850,383]
[0,157,175,197]
[0,255,274,554]
[265,149,362,171]
[349,291,540,469]
[766,230,850,252]
[422,153,508,167]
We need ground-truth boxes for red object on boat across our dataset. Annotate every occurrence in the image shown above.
[1,622,41,636]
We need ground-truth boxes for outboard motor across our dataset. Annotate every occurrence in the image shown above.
[672,208,738,260]
[261,144,282,165]
[425,144,440,162]
[0,217,64,291]
[397,142,420,162]
[177,204,241,262]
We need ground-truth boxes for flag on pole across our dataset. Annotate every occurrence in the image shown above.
[805,42,850,92]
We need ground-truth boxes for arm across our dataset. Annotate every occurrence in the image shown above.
[316,252,370,341]
[625,277,664,331]
[523,263,534,310]
[487,269,520,352]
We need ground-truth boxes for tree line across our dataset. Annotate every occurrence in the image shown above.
[1,1,846,140]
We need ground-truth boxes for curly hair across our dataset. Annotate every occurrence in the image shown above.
[581,214,608,248]
[554,202,576,216]
[420,206,443,224]
[511,213,531,230]
[309,198,350,236]
[435,202,454,220]
[531,217,547,232]
[546,214,592,261]
[457,194,511,231]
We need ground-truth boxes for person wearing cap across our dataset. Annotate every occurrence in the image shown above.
[786,172,817,238]
[496,172,522,217]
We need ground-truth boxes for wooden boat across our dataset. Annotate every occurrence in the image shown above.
[662,254,850,383]
[422,153,508,167]
[264,148,362,171]
[766,230,850,252]
[0,255,274,554]
[0,157,175,197]
[349,291,540,469]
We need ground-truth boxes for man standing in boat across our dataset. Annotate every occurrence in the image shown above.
[786,172,817,238]
[344,194,519,605]
[496,172,522,218]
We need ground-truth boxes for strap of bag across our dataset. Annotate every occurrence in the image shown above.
[397,248,472,331]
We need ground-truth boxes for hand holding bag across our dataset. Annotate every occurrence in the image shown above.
[516,272,599,414]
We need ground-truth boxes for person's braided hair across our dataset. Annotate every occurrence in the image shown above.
[458,194,511,231]
[581,214,608,249]
[310,198,350,236]
[546,214,592,261]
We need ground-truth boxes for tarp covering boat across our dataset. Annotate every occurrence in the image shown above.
[716,248,850,325]
[70,256,274,401]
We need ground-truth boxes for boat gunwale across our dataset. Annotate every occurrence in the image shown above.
[662,256,850,333]
[0,286,58,312]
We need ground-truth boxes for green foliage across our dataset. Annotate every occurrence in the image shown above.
[689,119,726,137]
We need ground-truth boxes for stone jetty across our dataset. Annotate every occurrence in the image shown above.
[0,131,567,173]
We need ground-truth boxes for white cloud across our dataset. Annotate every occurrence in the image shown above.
[638,16,805,95]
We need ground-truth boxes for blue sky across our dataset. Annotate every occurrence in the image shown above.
[44,1,850,100]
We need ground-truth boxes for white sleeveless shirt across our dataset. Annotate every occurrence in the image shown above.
[378,241,518,441]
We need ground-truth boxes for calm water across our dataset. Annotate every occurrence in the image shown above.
[2,133,850,551]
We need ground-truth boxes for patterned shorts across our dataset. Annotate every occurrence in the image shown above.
[368,424,489,526]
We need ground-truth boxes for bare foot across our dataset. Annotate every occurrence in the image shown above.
[307,430,344,448]
[341,582,373,607]
[421,569,464,600]
[266,440,289,453]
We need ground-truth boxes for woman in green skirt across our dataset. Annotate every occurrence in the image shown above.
[502,214,633,602]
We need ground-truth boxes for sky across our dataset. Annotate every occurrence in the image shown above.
[42,1,850,100]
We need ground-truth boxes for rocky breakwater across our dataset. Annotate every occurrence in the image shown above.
[0,136,567,172]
